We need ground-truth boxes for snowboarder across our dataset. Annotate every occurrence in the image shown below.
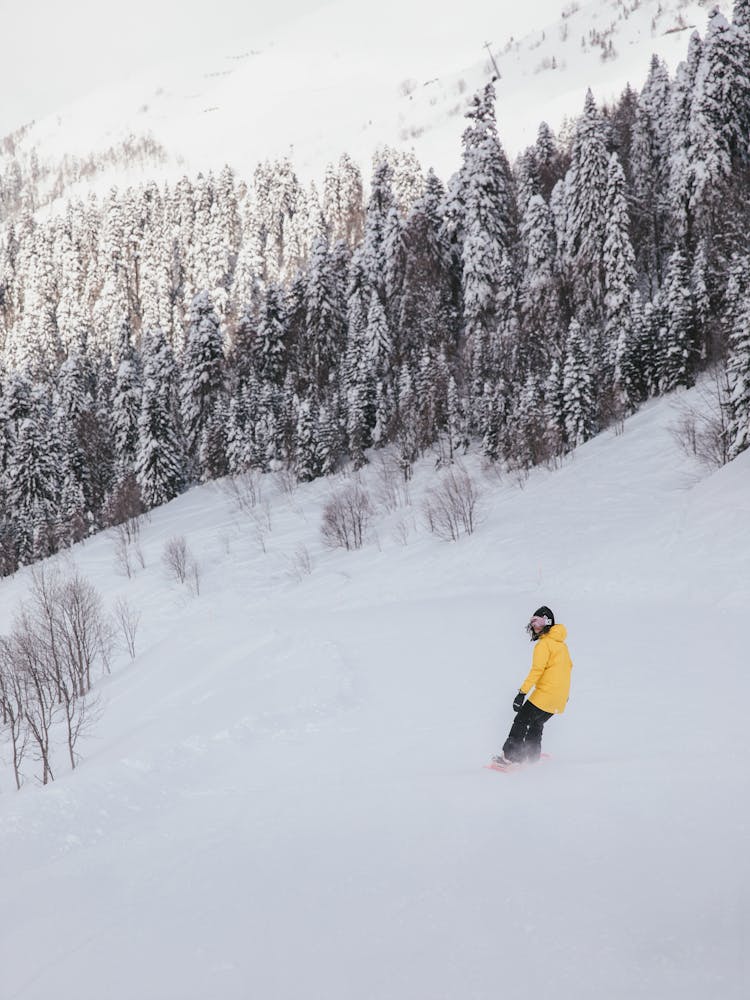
[492,606,572,768]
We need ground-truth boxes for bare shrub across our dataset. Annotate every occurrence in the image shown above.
[186,559,201,597]
[287,544,313,582]
[102,473,145,538]
[112,514,147,577]
[423,467,482,541]
[0,568,109,782]
[275,468,298,497]
[597,386,628,436]
[113,597,141,660]
[55,572,114,690]
[392,516,413,547]
[0,640,28,789]
[163,535,190,583]
[113,530,133,578]
[223,471,263,515]
[374,453,411,512]
[255,500,273,532]
[321,482,372,550]
[254,525,268,554]
[670,366,732,471]
[133,540,146,569]
[14,615,59,784]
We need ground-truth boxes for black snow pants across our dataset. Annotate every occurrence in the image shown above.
[503,700,553,763]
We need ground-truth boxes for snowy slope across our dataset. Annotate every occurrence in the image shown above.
[0,384,748,1000]
[6,0,730,209]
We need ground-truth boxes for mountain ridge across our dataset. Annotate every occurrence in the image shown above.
[1,0,726,215]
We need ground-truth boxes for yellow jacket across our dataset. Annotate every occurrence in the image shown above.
[520,624,572,714]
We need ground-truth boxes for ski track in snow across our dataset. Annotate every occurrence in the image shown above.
[0,384,748,999]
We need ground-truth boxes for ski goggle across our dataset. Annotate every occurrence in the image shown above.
[529,615,551,629]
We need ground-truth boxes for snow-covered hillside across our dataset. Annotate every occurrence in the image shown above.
[4,0,730,209]
[1,384,748,1000]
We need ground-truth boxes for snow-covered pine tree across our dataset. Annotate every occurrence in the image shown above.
[562,318,596,447]
[642,294,666,397]
[55,414,89,548]
[304,236,344,391]
[615,290,648,408]
[7,396,58,562]
[459,83,517,348]
[345,248,370,345]
[293,396,320,482]
[519,193,559,362]
[1,369,32,440]
[607,84,638,182]
[727,297,750,457]
[669,31,703,244]
[507,372,547,471]
[565,90,611,306]
[629,55,672,288]
[253,385,282,471]
[689,8,750,241]
[56,349,115,520]
[335,153,365,247]
[136,330,184,508]
[690,239,712,359]
[389,147,425,217]
[303,182,327,259]
[180,290,225,471]
[515,147,540,218]
[365,292,393,385]
[213,165,241,294]
[92,190,132,357]
[111,319,142,474]
[55,212,89,355]
[603,153,636,377]
[533,121,565,202]
[342,249,375,466]
[345,378,369,470]
[732,0,750,146]
[362,159,394,304]
[660,247,695,391]
[14,228,62,376]
[411,347,442,451]
[255,283,287,386]
[199,399,230,482]
[316,400,341,476]
[445,374,467,461]
[480,379,508,462]
[395,364,419,473]
[398,170,456,361]
[383,207,407,340]
[225,395,250,476]
[722,253,750,352]
[521,194,556,288]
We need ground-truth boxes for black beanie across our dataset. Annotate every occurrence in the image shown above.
[533,606,555,626]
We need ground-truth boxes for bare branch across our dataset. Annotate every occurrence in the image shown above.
[113,597,141,661]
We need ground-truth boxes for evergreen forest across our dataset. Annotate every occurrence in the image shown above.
[0,3,749,574]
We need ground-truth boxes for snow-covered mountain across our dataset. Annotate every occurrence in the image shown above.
[0,383,748,999]
[3,0,729,210]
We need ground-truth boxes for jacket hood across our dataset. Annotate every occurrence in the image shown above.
[547,624,567,642]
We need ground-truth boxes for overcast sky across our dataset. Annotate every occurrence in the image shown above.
[0,0,323,136]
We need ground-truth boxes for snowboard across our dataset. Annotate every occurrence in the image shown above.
[484,752,551,773]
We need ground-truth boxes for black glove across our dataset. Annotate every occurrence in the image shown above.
[513,691,526,713]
